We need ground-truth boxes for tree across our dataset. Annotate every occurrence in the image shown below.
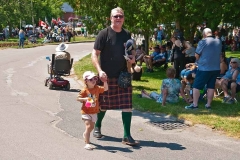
[65,0,240,48]
[0,0,64,32]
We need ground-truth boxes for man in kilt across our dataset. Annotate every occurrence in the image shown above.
[91,7,139,146]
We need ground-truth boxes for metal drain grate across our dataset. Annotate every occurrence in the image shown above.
[148,121,189,130]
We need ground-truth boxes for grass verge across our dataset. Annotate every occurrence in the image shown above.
[0,36,95,49]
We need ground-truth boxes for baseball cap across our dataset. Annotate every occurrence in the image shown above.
[82,71,97,80]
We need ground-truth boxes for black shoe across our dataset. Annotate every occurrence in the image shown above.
[122,136,139,146]
[93,127,103,138]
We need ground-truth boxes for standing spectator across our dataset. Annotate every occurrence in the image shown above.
[15,27,19,37]
[81,26,84,36]
[185,28,222,109]
[172,36,185,79]
[135,45,145,66]
[67,28,73,42]
[157,26,164,45]
[4,26,9,40]
[18,29,25,49]
[84,26,87,37]
[91,7,139,146]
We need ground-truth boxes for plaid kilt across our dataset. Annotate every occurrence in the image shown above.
[98,78,132,110]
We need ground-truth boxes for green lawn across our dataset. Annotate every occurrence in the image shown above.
[74,51,240,139]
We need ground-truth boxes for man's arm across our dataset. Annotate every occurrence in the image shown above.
[91,49,107,82]
[195,53,200,61]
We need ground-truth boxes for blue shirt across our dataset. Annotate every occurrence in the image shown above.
[157,30,164,38]
[237,74,240,83]
[153,52,166,61]
[19,32,25,39]
[151,51,160,57]
[195,37,222,71]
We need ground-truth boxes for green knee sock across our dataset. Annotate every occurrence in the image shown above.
[95,110,106,128]
[122,112,132,138]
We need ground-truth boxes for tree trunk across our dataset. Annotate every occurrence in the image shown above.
[175,20,180,30]
[143,33,149,55]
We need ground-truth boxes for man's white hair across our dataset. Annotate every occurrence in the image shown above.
[110,7,124,17]
[203,28,212,36]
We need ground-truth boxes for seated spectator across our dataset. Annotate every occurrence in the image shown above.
[153,45,167,67]
[220,54,228,77]
[141,67,187,106]
[214,54,228,97]
[183,41,196,64]
[135,45,145,66]
[144,45,167,72]
[220,58,240,104]
[143,45,160,72]
[180,63,197,103]
[55,43,70,60]
[180,63,198,80]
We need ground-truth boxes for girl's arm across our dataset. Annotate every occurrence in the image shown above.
[161,88,168,106]
[77,97,88,102]
[103,82,108,91]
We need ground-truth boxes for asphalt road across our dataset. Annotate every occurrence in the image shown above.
[0,43,240,160]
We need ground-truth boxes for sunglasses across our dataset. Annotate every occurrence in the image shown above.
[112,15,124,19]
[231,62,237,64]
[86,77,98,82]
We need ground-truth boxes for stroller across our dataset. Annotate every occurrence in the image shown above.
[44,53,73,90]
[28,34,37,43]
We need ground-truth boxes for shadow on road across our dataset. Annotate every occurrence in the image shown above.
[92,135,186,152]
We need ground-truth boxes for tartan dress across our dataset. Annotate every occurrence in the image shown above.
[99,78,132,110]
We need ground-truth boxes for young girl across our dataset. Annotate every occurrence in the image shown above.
[77,71,108,150]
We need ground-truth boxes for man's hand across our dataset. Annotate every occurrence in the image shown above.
[127,55,135,64]
[99,70,108,82]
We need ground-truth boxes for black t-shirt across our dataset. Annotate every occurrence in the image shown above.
[173,43,185,60]
[94,26,131,78]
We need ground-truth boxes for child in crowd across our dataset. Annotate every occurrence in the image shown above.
[184,74,195,103]
[180,63,197,103]
[135,45,146,66]
[131,63,143,81]
[77,71,108,150]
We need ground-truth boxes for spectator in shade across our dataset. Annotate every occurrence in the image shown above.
[183,41,196,64]
[185,28,222,110]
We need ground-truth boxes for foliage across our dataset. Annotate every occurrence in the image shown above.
[0,0,64,31]
[66,0,240,46]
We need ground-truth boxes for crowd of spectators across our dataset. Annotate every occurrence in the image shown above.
[139,27,240,108]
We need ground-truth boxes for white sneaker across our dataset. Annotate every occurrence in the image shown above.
[84,144,93,150]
